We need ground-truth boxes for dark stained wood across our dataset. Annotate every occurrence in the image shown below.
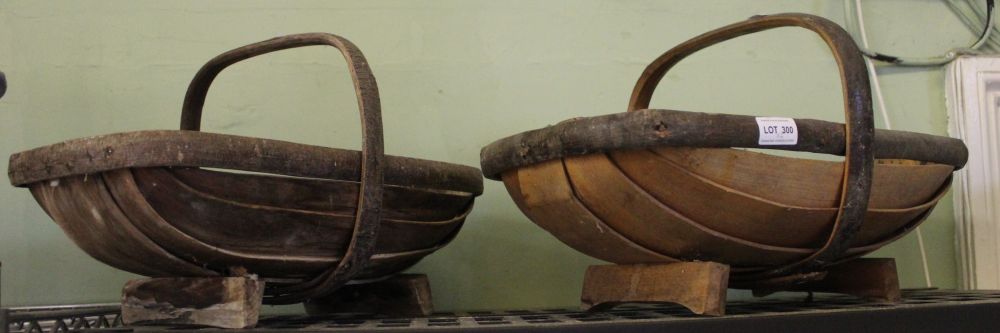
[581,262,730,316]
[29,174,216,277]
[122,276,263,329]
[304,274,434,317]
[178,33,386,304]
[8,33,482,306]
[100,168,468,278]
[131,167,466,256]
[8,130,482,194]
[169,167,473,221]
[480,109,967,180]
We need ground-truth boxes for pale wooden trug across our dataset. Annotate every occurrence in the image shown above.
[121,276,263,329]
[484,13,961,283]
[581,262,730,316]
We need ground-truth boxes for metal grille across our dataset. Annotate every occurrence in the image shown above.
[1,304,122,333]
[5,289,1000,332]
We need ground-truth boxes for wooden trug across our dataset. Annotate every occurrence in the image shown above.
[8,32,483,307]
[304,274,434,317]
[121,276,263,329]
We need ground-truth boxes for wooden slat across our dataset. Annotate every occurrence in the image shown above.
[650,147,952,209]
[503,160,683,265]
[611,149,947,248]
[102,169,465,280]
[170,167,473,221]
[131,168,467,256]
[29,174,216,277]
[564,153,812,267]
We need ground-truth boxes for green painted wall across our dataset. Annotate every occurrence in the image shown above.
[0,0,975,310]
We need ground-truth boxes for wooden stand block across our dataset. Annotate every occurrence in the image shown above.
[304,274,433,317]
[750,258,902,303]
[581,262,730,316]
[121,276,263,329]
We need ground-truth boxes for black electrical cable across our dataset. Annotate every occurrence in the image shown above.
[0,71,6,99]
[852,0,995,66]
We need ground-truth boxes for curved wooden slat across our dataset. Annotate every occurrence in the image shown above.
[610,149,947,248]
[508,152,949,270]
[505,161,767,272]
[564,154,813,267]
[502,160,682,265]
[650,147,952,209]
[103,168,470,278]
[29,174,217,277]
[169,167,473,221]
[131,168,466,255]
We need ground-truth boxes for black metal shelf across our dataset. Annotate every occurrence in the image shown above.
[4,289,1000,333]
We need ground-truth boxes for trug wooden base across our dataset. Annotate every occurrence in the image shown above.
[581,262,730,316]
[748,258,902,303]
[121,276,263,329]
[581,259,902,317]
[304,274,434,317]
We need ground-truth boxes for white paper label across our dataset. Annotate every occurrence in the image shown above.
[756,117,798,145]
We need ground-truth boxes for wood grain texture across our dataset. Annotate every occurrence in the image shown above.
[748,258,902,303]
[100,168,468,279]
[502,160,684,266]
[29,174,216,277]
[581,262,730,316]
[132,168,466,256]
[564,153,811,267]
[649,147,952,209]
[611,149,949,248]
[504,155,947,271]
[122,276,263,329]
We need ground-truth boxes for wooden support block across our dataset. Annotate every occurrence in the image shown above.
[581,262,730,316]
[304,274,433,317]
[749,258,902,303]
[121,276,263,329]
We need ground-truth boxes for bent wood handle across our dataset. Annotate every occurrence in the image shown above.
[627,13,874,280]
[180,33,385,303]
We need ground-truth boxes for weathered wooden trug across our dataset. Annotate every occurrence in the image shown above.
[480,13,967,315]
[8,33,482,324]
